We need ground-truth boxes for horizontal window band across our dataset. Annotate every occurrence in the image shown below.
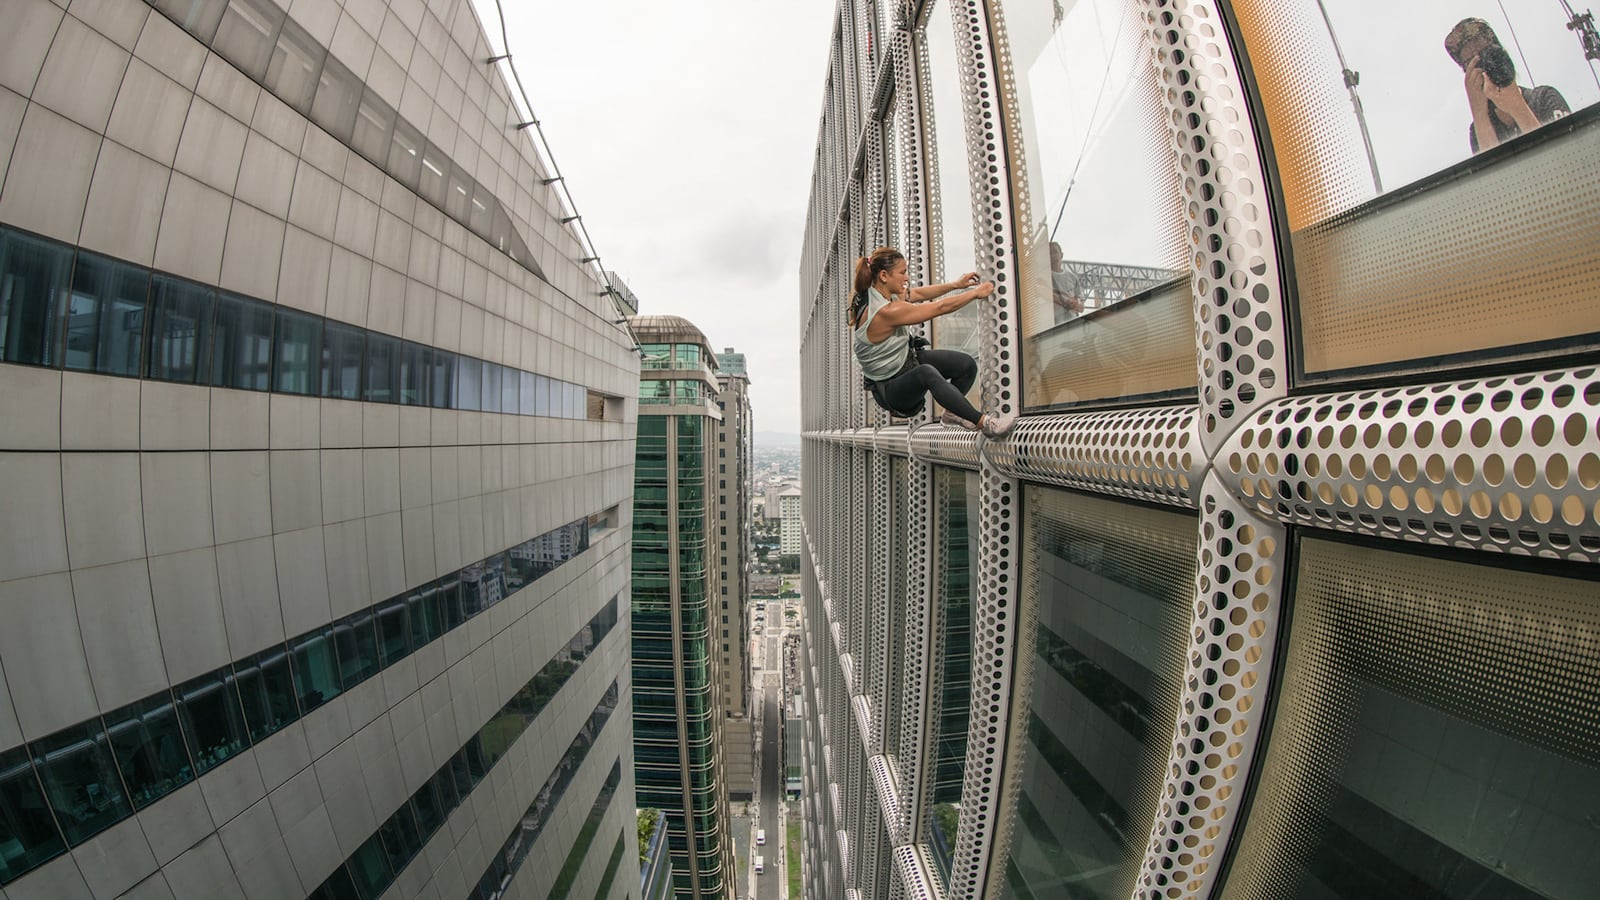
[0,513,605,887]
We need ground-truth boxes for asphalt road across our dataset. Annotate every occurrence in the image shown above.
[758,673,781,900]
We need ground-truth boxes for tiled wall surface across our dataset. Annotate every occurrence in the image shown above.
[0,0,641,898]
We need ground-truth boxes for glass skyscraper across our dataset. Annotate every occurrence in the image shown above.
[631,316,736,900]
[798,2,1600,900]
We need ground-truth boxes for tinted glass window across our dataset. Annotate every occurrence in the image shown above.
[307,866,361,900]
[173,670,248,776]
[320,321,363,400]
[409,779,445,836]
[273,308,321,395]
[454,357,481,412]
[212,0,284,80]
[407,582,445,648]
[427,349,454,409]
[0,230,72,366]
[519,371,535,415]
[363,332,398,403]
[500,363,519,413]
[104,693,193,810]
[444,165,472,222]
[290,629,342,713]
[398,340,428,406]
[351,88,395,167]
[235,644,298,742]
[63,251,148,377]
[146,275,214,384]
[468,181,494,236]
[31,721,131,845]
[375,597,410,666]
[212,291,274,390]
[418,142,449,209]
[376,804,422,872]
[387,120,424,189]
[332,610,379,688]
[310,55,361,143]
[0,746,66,882]
[347,833,393,899]
[263,17,323,113]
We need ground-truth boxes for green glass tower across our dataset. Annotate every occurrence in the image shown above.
[630,316,735,900]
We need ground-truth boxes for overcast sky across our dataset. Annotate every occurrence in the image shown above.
[472,1,840,436]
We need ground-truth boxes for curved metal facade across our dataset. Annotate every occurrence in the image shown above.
[798,2,1600,899]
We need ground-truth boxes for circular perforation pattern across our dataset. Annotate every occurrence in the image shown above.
[1136,473,1286,899]
[892,844,941,900]
[986,406,1203,508]
[899,458,939,841]
[870,754,905,846]
[1139,0,1287,454]
[907,420,982,470]
[1221,367,1600,562]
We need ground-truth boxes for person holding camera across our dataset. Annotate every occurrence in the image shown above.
[850,246,1016,438]
[1445,17,1571,153]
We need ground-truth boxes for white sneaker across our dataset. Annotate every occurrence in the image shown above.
[939,411,978,430]
[980,410,1017,438]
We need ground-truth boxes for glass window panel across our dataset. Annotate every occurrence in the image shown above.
[145,275,214,384]
[518,370,535,415]
[1000,487,1196,900]
[535,374,552,415]
[0,746,66,882]
[418,142,450,209]
[387,119,424,190]
[290,629,342,713]
[332,610,379,689]
[640,378,669,405]
[310,55,361,143]
[407,581,445,648]
[104,693,193,810]
[375,597,410,666]
[429,765,459,810]
[467,181,494,237]
[211,291,274,390]
[444,165,472,223]
[0,229,72,367]
[376,804,422,871]
[639,343,671,369]
[501,363,519,413]
[62,251,147,377]
[437,575,465,631]
[454,357,482,411]
[31,721,131,845]
[996,0,1190,409]
[308,865,361,900]
[212,0,284,80]
[263,16,323,113]
[173,670,248,776]
[1220,540,1600,899]
[319,320,363,400]
[927,465,978,888]
[673,344,700,368]
[351,88,395,167]
[362,331,398,403]
[347,832,394,899]
[409,779,445,838]
[427,350,455,409]
[480,362,502,414]
[150,0,227,43]
[273,308,321,395]
[398,340,428,406]
[235,644,298,742]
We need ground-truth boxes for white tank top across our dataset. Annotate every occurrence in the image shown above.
[853,290,910,381]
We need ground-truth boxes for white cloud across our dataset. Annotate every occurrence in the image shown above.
[477,0,839,434]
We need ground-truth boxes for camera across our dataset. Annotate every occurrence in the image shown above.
[1478,45,1516,88]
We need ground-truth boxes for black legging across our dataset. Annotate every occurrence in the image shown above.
[877,348,981,423]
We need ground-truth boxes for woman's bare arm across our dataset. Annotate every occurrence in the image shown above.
[908,272,980,302]
[866,281,995,342]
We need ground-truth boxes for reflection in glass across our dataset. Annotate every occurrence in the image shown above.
[291,628,342,713]
[363,332,399,403]
[0,229,72,367]
[398,340,428,405]
[264,18,323,113]
[212,291,274,390]
[455,357,482,413]
[235,644,298,742]
[1002,487,1195,900]
[310,55,361,144]
[332,610,379,689]
[174,670,249,776]
[212,0,284,80]
[104,693,192,809]
[146,275,214,384]
[1221,539,1600,899]
[63,251,147,377]
[31,722,131,845]
[923,0,982,381]
[351,89,396,168]
[149,0,228,44]
[0,746,64,883]
[272,308,320,395]
[320,321,363,400]
[928,466,978,887]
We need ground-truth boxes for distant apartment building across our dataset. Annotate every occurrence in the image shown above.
[630,316,735,900]
[713,348,755,799]
[0,2,639,899]
[777,486,802,558]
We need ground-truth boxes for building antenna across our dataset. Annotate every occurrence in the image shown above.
[1313,0,1382,195]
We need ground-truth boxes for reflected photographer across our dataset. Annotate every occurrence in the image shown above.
[1446,17,1571,152]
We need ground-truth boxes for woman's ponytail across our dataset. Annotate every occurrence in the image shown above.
[847,247,904,325]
